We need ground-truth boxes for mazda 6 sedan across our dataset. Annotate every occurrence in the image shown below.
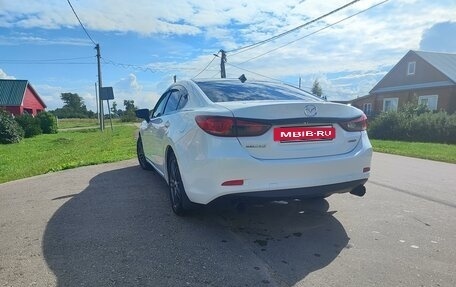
[135,79,372,215]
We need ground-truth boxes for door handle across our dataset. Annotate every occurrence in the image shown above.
[164,121,170,128]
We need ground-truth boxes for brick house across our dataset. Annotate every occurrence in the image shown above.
[0,79,46,116]
[351,50,456,116]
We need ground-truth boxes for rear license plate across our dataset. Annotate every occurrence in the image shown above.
[274,126,335,141]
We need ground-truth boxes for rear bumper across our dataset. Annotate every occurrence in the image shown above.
[216,179,368,201]
[175,130,372,205]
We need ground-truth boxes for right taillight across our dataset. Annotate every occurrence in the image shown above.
[195,116,271,137]
[339,114,367,132]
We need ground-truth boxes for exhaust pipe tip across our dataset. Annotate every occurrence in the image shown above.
[350,185,366,197]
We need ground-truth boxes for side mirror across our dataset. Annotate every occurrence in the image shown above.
[135,108,151,122]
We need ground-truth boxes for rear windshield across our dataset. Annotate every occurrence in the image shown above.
[194,80,321,103]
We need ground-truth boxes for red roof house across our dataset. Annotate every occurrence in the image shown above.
[0,79,46,116]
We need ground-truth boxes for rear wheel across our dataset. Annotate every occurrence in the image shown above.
[168,153,194,216]
[137,136,153,170]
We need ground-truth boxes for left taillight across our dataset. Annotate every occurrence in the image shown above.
[195,116,236,136]
[195,116,271,137]
[339,114,367,132]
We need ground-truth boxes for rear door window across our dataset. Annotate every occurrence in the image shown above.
[163,87,189,115]
[163,90,180,115]
[177,92,188,110]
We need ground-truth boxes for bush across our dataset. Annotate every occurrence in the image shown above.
[15,114,42,138]
[37,111,58,134]
[368,104,456,144]
[121,109,137,122]
[368,112,405,140]
[0,110,24,144]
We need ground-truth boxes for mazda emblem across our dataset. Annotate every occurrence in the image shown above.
[304,105,317,117]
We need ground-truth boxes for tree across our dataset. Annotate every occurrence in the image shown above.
[121,99,137,122]
[124,100,135,112]
[311,79,323,98]
[52,93,93,118]
[111,101,118,115]
[61,93,87,111]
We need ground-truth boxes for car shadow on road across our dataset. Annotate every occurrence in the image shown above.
[43,166,348,287]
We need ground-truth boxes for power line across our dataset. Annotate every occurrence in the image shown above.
[101,57,199,72]
[101,57,157,73]
[0,61,94,65]
[67,0,97,45]
[210,70,221,78]
[227,0,360,55]
[225,62,314,93]
[0,56,95,63]
[224,62,280,82]
[192,53,219,78]
[238,0,389,64]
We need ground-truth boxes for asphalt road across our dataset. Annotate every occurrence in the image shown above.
[0,152,455,287]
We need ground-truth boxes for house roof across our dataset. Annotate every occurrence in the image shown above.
[0,79,28,106]
[370,50,456,94]
[0,79,46,108]
[414,50,456,83]
[348,94,374,104]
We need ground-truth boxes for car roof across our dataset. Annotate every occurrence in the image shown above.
[191,78,279,85]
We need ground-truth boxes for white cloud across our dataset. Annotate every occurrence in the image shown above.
[420,21,456,52]
[0,34,93,46]
[113,73,142,93]
[110,73,160,110]
[0,69,15,79]
[3,0,455,56]
[2,0,456,101]
[33,84,65,110]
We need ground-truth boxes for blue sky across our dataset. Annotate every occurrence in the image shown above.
[1,0,455,112]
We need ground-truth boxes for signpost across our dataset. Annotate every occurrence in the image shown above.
[100,87,114,131]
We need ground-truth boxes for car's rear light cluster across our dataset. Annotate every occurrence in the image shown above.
[195,116,271,137]
[339,114,368,132]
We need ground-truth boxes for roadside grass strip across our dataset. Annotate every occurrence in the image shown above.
[0,126,136,183]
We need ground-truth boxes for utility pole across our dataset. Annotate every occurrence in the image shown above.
[299,76,302,89]
[220,50,226,78]
[95,44,104,131]
[95,82,99,123]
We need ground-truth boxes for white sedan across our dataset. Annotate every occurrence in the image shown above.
[136,79,372,215]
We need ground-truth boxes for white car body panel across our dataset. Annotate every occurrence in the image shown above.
[138,79,373,205]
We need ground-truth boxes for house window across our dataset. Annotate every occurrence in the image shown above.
[383,98,398,112]
[407,61,416,75]
[363,103,372,115]
[418,95,438,111]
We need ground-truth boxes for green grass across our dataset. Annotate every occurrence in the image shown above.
[371,139,456,164]
[0,126,137,184]
[57,118,123,129]
[1,128,454,184]
[57,118,99,129]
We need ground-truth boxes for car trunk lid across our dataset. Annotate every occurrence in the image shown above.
[218,101,363,159]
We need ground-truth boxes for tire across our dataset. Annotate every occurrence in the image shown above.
[168,153,194,216]
[137,136,153,170]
